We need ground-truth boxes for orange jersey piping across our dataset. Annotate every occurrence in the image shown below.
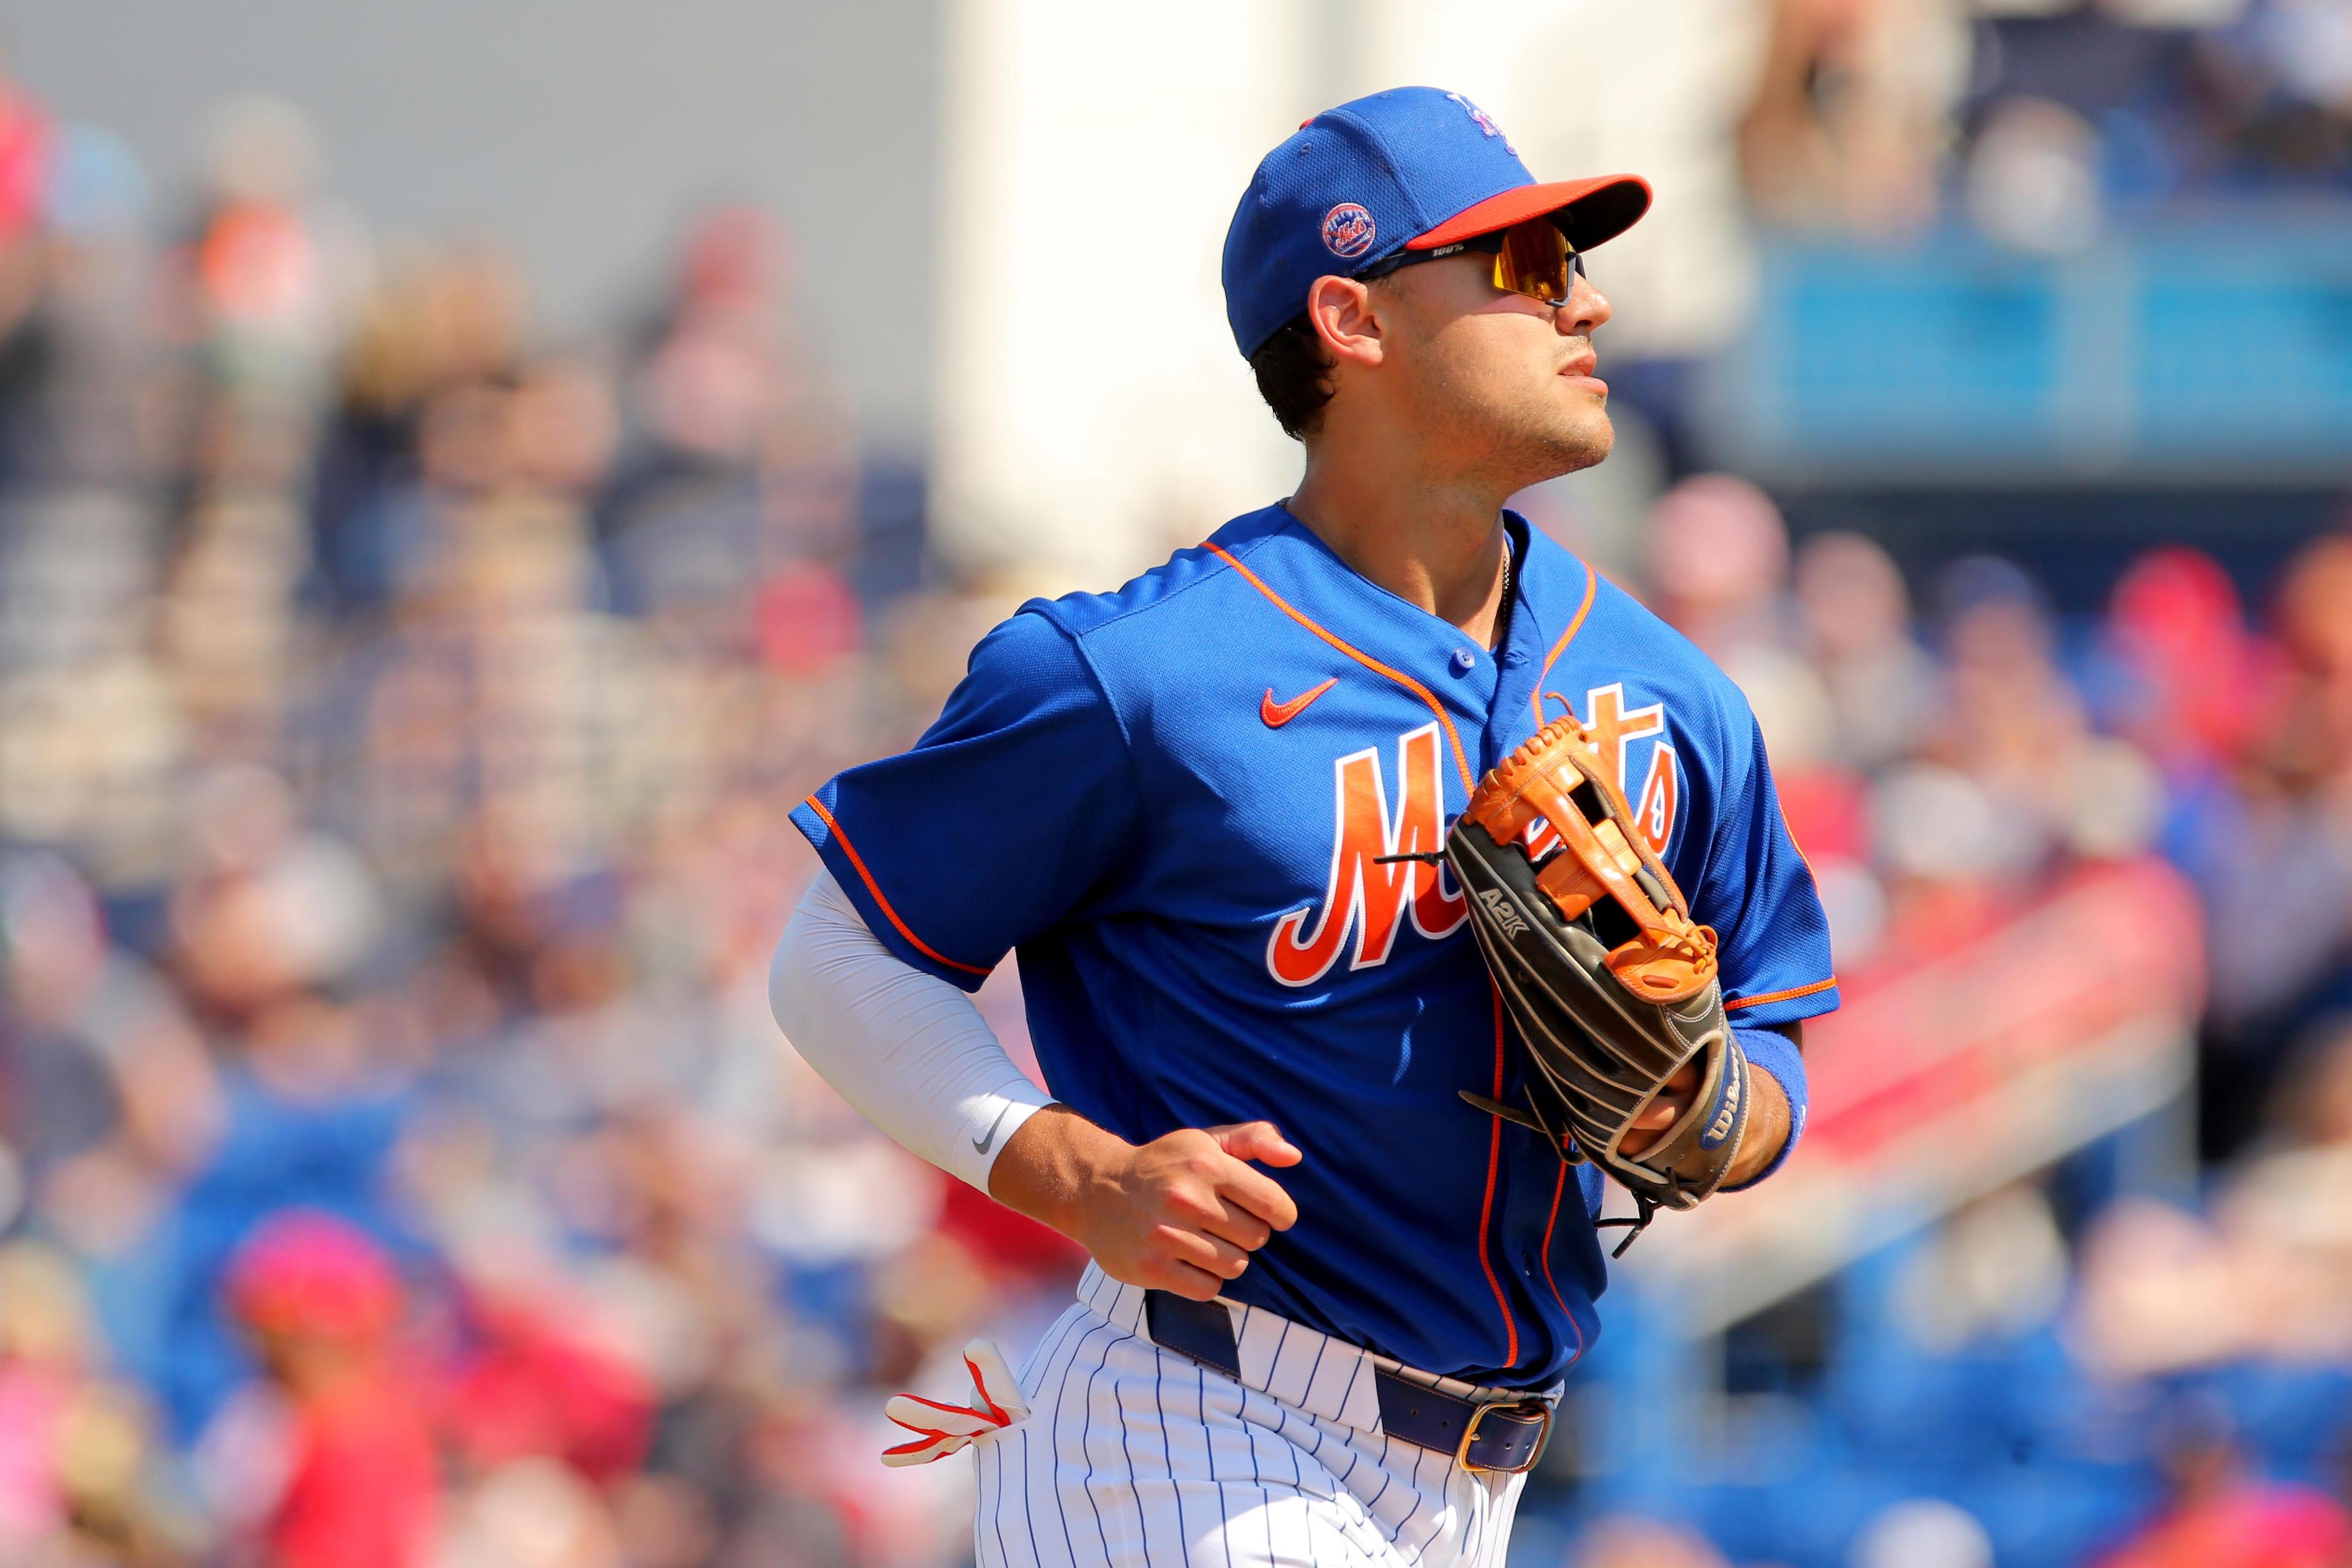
[1725,976,1838,1011]
[1205,541,1474,792]
[1529,557,1600,724]
[1476,987,1521,1368]
[803,794,993,978]
[1537,1161,1587,1369]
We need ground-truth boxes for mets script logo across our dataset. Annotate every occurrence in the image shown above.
[1321,203,1377,259]
[1268,722,1465,987]
[1265,689,1684,989]
[1578,683,1681,858]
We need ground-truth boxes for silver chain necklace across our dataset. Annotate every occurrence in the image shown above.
[1492,540,1515,653]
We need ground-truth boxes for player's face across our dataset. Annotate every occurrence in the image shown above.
[1376,254,1615,488]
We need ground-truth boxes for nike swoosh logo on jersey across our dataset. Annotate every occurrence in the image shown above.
[1261,677,1339,728]
[973,1104,1013,1155]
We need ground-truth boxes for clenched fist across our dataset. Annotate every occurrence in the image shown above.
[989,1108,1302,1300]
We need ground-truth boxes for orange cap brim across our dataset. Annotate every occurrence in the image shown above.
[1406,175,1653,254]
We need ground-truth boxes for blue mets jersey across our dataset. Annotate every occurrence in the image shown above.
[793,503,1838,1388]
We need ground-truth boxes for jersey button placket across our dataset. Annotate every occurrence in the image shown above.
[1488,589,1555,772]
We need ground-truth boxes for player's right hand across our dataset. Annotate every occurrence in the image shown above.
[990,1109,1302,1302]
[1088,1121,1303,1300]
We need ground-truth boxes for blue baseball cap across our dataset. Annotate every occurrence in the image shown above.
[1221,86,1651,358]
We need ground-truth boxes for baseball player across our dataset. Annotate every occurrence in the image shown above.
[771,86,1836,1568]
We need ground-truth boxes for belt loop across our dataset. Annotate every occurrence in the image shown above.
[1144,1290,1243,1382]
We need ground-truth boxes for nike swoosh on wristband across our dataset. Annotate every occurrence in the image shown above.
[1261,677,1340,728]
[973,1104,1014,1155]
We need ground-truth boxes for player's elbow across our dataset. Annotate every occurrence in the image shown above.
[769,916,810,1044]
[769,885,838,1049]
[770,869,892,1056]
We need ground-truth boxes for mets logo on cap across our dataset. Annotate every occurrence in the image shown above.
[1321,203,1376,259]
[1446,92,1517,154]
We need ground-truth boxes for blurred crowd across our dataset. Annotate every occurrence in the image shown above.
[0,65,1082,1568]
[1742,0,2352,246]
[1627,473,2352,1054]
[1,29,2351,1568]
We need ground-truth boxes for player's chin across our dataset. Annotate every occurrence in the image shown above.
[1543,402,1613,468]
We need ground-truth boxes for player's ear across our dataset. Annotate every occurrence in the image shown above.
[1305,275,1385,370]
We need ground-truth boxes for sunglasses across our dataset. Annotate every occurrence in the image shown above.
[1357,217,1586,307]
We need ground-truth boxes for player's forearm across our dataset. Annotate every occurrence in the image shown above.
[767,871,1053,1191]
[1724,1065,1791,1188]
[986,1103,1134,1235]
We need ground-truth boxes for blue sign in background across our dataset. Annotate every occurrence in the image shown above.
[1702,213,2352,481]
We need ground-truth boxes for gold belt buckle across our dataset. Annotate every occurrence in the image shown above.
[1455,1395,1553,1475]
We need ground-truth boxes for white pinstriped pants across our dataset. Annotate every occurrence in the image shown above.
[974,1265,1530,1568]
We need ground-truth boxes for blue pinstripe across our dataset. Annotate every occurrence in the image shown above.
[1063,1324,1120,1565]
[1193,1365,1234,1568]
[983,1420,1011,1568]
[978,1298,1524,1568]
[1039,1316,1101,1568]
[1238,1366,1275,1568]
[1025,1306,1093,1568]
[1089,1329,1156,1562]
[1148,1354,1191,1562]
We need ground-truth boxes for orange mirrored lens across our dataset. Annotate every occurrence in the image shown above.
[1493,221,1574,306]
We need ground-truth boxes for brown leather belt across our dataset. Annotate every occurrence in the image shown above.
[1142,1291,1553,1475]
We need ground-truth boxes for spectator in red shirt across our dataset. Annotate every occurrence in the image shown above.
[223,1211,439,1568]
[2097,1416,2352,1568]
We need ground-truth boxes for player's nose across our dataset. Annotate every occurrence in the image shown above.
[1556,271,1610,339]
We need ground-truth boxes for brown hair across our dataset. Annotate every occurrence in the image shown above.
[1248,315,1336,440]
